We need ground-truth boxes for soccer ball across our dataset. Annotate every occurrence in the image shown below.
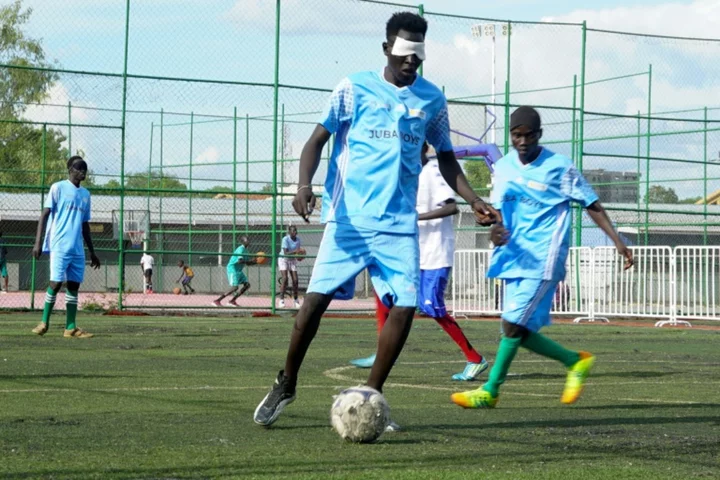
[256,251,267,264]
[330,385,390,443]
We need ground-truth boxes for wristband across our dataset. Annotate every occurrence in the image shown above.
[471,197,485,206]
[297,185,312,193]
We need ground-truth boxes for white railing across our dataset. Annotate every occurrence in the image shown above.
[673,246,720,325]
[452,245,720,327]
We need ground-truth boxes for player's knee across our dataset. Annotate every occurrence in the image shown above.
[502,320,529,339]
[48,281,63,293]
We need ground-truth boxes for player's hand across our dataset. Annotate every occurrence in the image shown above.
[90,253,101,269]
[293,187,316,223]
[490,224,509,247]
[471,198,501,226]
[617,244,634,270]
[32,244,42,259]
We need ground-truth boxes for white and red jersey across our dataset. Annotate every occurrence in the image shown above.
[416,159,456,270]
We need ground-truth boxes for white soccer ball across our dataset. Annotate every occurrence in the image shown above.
[330,385,390,443]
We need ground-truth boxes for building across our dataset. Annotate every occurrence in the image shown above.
[583,169,639,204]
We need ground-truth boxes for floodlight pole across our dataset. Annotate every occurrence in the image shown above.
[471,23,497,145]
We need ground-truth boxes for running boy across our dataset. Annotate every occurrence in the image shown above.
[451,106,634,409]
[176,260,195,295]
[213,236,257,307]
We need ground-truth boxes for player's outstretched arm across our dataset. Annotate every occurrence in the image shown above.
[418,199,458,221]
[586,201,634,270]
[82,222,101,268]
[32,208,51,259]
[294,125,331,222]
[436,150,500,226]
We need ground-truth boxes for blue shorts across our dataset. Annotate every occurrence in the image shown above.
[501,278,558,333]
[50,253,85,284]
[418,267,451,317]
[181,275,193,286]
[227,267,248,287]
[308,222,419,308]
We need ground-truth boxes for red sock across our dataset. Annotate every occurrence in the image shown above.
[435,314,482,364]
[374,292,389,336]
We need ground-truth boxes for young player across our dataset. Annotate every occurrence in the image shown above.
[0,231,8,294]
[212,236,257,307]
[350,143,489,381]
[31,156,101,338]
[176,260,195,295]
[451,106,634,409]
[254,12,498,427]
[277,225,302,308]
[140,252,154,294]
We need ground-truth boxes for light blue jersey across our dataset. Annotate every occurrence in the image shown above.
[318,71,453,234]
[228,245,248,271]
[488,148,599,281]
[42,180,91,256]
[280,235,301,256]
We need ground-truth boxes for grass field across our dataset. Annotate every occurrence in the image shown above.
[1,312,719,479]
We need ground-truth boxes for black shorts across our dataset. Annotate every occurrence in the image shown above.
[144,269,153,277]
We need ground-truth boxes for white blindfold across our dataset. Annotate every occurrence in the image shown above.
[390,37,426,61]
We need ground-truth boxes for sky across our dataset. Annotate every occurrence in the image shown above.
[15,0,720,198]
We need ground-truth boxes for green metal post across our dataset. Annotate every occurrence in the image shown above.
[118,0,131,307]
[147,123,153,218]
[576,21,587,247]
[503,80,510,155]
[571,75,578,245]
[31,124,48,310]
[503,20,512,154]
[644,64,652,246]
[703,106,708,245]
[418,4,424,77]
[245,113,250,237]
[636,112,641,236]
[280,103,285,227]
[159,109,164,290]
[270,0,281,313]
[68,101,72,157]
[232,107,238,250]
[188,112,194,265]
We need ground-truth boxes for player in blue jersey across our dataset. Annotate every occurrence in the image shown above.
[451,106,634,409]
[277,225,302,309]
[31,156,100,338]
[254,11,499,427]
[212,236,257,307]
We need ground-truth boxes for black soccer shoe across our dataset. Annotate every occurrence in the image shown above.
[253,370,296,426]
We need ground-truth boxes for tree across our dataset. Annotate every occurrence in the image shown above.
[1,1,57,119]
[644,185,679,204]
[199,185,234,198]
[261,184,274,193]
[463,159,492,197]
[0,1,71,193]
[123,171,187,195]
[679,196,703,204]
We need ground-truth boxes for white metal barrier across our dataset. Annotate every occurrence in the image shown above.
[672,246,720,326]
[452,245,720,327]
[590,246,675,324]
[452,249,501,316]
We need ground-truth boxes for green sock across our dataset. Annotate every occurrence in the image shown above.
[42,287,57,326]
[522,331,580,368]
[482,336,522,397]
[65,290,78,330]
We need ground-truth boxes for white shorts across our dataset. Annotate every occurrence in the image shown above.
[278,257,297,272]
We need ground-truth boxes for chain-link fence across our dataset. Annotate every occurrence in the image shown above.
[1,0,719,312]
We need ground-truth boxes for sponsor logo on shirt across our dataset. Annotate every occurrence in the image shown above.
[408,108,427,119]
[369,129,421,145]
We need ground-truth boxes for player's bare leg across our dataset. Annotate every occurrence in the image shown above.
[366,306,414,392]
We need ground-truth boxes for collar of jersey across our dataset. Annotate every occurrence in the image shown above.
[378,69,417,90]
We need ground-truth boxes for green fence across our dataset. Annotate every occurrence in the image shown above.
[1,0,719,312]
